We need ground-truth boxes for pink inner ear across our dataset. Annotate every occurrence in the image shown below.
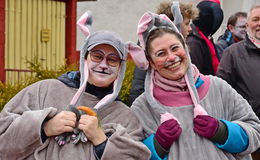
[127,42,149,70]
[77,12,90,37]
[137,12,153,48]
[137,12,153,33]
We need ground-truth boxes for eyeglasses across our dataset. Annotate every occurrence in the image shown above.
[89,50,122,67]
[151,44,183,61]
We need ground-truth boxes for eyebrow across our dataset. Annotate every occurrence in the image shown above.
[91,49,119,56]
[153,43,182,55]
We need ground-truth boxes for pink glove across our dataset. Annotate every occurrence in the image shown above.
[155,119,182,150]
[193,115,219,139]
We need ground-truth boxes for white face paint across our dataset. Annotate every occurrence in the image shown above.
[86,44,120,87]
[233,17,247,40]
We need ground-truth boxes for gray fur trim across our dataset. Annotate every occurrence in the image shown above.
[171,1,183,32]
[144,69,168,115]
[141,12,180,48]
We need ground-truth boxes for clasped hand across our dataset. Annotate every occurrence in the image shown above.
[155,119,182,150]
[193,115,219,139]
[43,111,106,145]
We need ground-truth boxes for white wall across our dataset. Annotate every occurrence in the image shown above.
[76,0,199,49]
[77,0,260,49]
[77,0,157,49]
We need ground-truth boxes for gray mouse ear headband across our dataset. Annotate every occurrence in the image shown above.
[137,11,180,50]
[136,12,180,68]
[171,1,183,32]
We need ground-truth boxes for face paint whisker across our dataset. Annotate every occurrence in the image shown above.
[164,56,181,67]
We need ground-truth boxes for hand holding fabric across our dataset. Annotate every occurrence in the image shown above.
[193,115,219,139]
[43,111,77,137]
[78,114,106,146]
[155,119,182,150]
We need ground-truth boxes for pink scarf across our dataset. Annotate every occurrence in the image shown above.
[153,64,200,92]
[196,27,219,74]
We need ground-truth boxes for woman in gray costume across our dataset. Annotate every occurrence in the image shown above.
[0,12,150,160]
[131,11,260,160]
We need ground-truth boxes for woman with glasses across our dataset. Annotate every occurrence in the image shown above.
[0,13,150,160]
[129,1,199,106]
[130,11,260,160]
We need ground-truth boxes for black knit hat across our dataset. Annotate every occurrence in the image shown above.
[193,0,223,37]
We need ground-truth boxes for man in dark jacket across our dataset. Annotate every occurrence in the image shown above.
[216,5,260,160]
[215,12,247,59]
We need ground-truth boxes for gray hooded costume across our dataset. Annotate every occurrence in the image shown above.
[0,30,150,160]
[131,12,260,160]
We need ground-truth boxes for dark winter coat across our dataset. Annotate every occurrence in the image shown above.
[216,35,260,118]
[186,24,218,75]
[215,29,236,59]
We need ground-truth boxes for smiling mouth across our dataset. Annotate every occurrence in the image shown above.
[167,61,181,69]
[94,70,110,75]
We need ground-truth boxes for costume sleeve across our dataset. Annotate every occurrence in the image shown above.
[143,134,168,160]
[0,81,58,159]
[215,120,248,153]
[215,77,260,156]
[99,115,151,159]
[94,139,108,160]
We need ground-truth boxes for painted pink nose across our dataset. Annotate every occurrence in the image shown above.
[167,53,177,61]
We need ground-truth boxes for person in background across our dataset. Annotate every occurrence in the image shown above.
[131,11,260,160]
[129,1,198,106]
[216,5,260,160]
[186,0,223,75]
[156,1,199,39]
[215,12,247,59]
[0,12,150,160]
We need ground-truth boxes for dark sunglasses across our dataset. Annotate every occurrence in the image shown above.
[89,50,122,67]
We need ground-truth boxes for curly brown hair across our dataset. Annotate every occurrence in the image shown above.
[156,1,199,21]
[180,2,199,20]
